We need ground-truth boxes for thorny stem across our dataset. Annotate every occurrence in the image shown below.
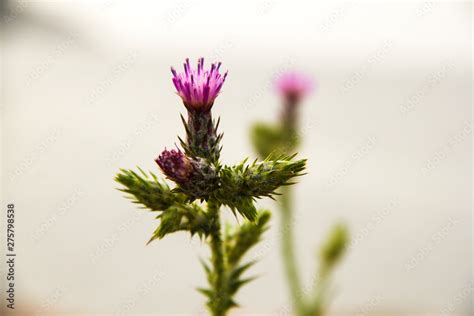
[279,186,305,315]
[207,199,227,316]
[187,109,220,162]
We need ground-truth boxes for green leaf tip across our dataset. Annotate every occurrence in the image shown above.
[320,222,350,269]
[115,168,186,212]
[214,155,306,220]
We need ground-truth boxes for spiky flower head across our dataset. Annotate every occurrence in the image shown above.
[156,149,193,184]
[275,71,314,104]
[171,58,228,112]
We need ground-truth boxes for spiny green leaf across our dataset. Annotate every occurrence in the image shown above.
[229,261,256,281]
[214,155,306,214]
[197,287,213,299]
[147,203,211,243]
[225,211,271,265]
[115,168,186,211]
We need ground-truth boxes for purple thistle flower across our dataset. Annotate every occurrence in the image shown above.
[171,58,228,111]
[156,149,194,184]
[275,71,314,104]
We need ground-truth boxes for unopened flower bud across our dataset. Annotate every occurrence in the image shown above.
[319,223,349,272]
[156,149,193,184]
[155,148,218,199]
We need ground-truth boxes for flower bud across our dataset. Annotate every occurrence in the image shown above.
[156,149,193,184]
[156,148,218,199]
[319,223,349,272]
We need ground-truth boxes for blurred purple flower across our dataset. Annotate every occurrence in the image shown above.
[275,71,314,104]
[156,148,193,184]
[171,58,228,111]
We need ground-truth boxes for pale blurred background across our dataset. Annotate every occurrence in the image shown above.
[1,1,472,315]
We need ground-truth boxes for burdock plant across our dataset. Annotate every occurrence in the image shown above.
[251,72,349,316]
[115,58,306,316]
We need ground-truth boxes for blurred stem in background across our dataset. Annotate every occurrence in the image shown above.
[279,185,304,314]
[251,72,349,316]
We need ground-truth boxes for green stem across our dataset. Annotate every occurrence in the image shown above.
[280,186,305,315]
[310,264,330,316]
[207,199,227,316]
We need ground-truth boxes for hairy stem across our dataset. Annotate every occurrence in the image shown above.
[279,186,305,315]
[207,199,227,316]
